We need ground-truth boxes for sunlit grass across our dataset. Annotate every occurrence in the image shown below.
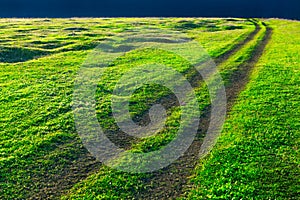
[186,19,300,199]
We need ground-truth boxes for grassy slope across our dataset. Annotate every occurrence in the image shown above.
[0,18,253,199]
[62,22,264,199]
[186,19,300,199]
[0,51,87,199]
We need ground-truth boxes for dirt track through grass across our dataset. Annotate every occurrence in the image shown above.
[50,20,262,200]
[213,19,261,65]
[108,20,261,151]
[185,19,299,199]
[0,19,258,199]
[136,22,272,200]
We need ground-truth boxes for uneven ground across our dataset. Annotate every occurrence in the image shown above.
[0,18,299,199]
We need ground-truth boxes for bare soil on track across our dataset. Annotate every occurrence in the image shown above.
[136,22,272,200]
[27,20,272,200]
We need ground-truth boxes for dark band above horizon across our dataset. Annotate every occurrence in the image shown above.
[1,0,300,20]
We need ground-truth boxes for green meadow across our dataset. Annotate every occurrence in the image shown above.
[0,18,299,199]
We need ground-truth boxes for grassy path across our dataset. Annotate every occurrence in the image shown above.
[2,18,295,200]
[136,21,270,200]
[0,18,255,199]
[213,19,261,65]
[185,19,299,199]
[62,20,268,199]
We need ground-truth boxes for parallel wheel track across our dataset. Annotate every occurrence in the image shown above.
[30,19,271,199]
[136,21,272,200]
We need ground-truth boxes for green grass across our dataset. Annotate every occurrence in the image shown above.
[0,18,254,199]
[0,18,298,199]
[62,21,265,199]
[185,19,300,199]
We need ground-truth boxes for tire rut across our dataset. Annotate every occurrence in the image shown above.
[135,22,272,200]
[29,20,263,200]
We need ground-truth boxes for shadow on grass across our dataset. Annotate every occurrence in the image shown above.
[0,47,49,63]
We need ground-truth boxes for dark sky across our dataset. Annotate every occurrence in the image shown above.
[0,0,300,19]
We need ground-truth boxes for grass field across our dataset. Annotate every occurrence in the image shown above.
[0,18,299,199]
